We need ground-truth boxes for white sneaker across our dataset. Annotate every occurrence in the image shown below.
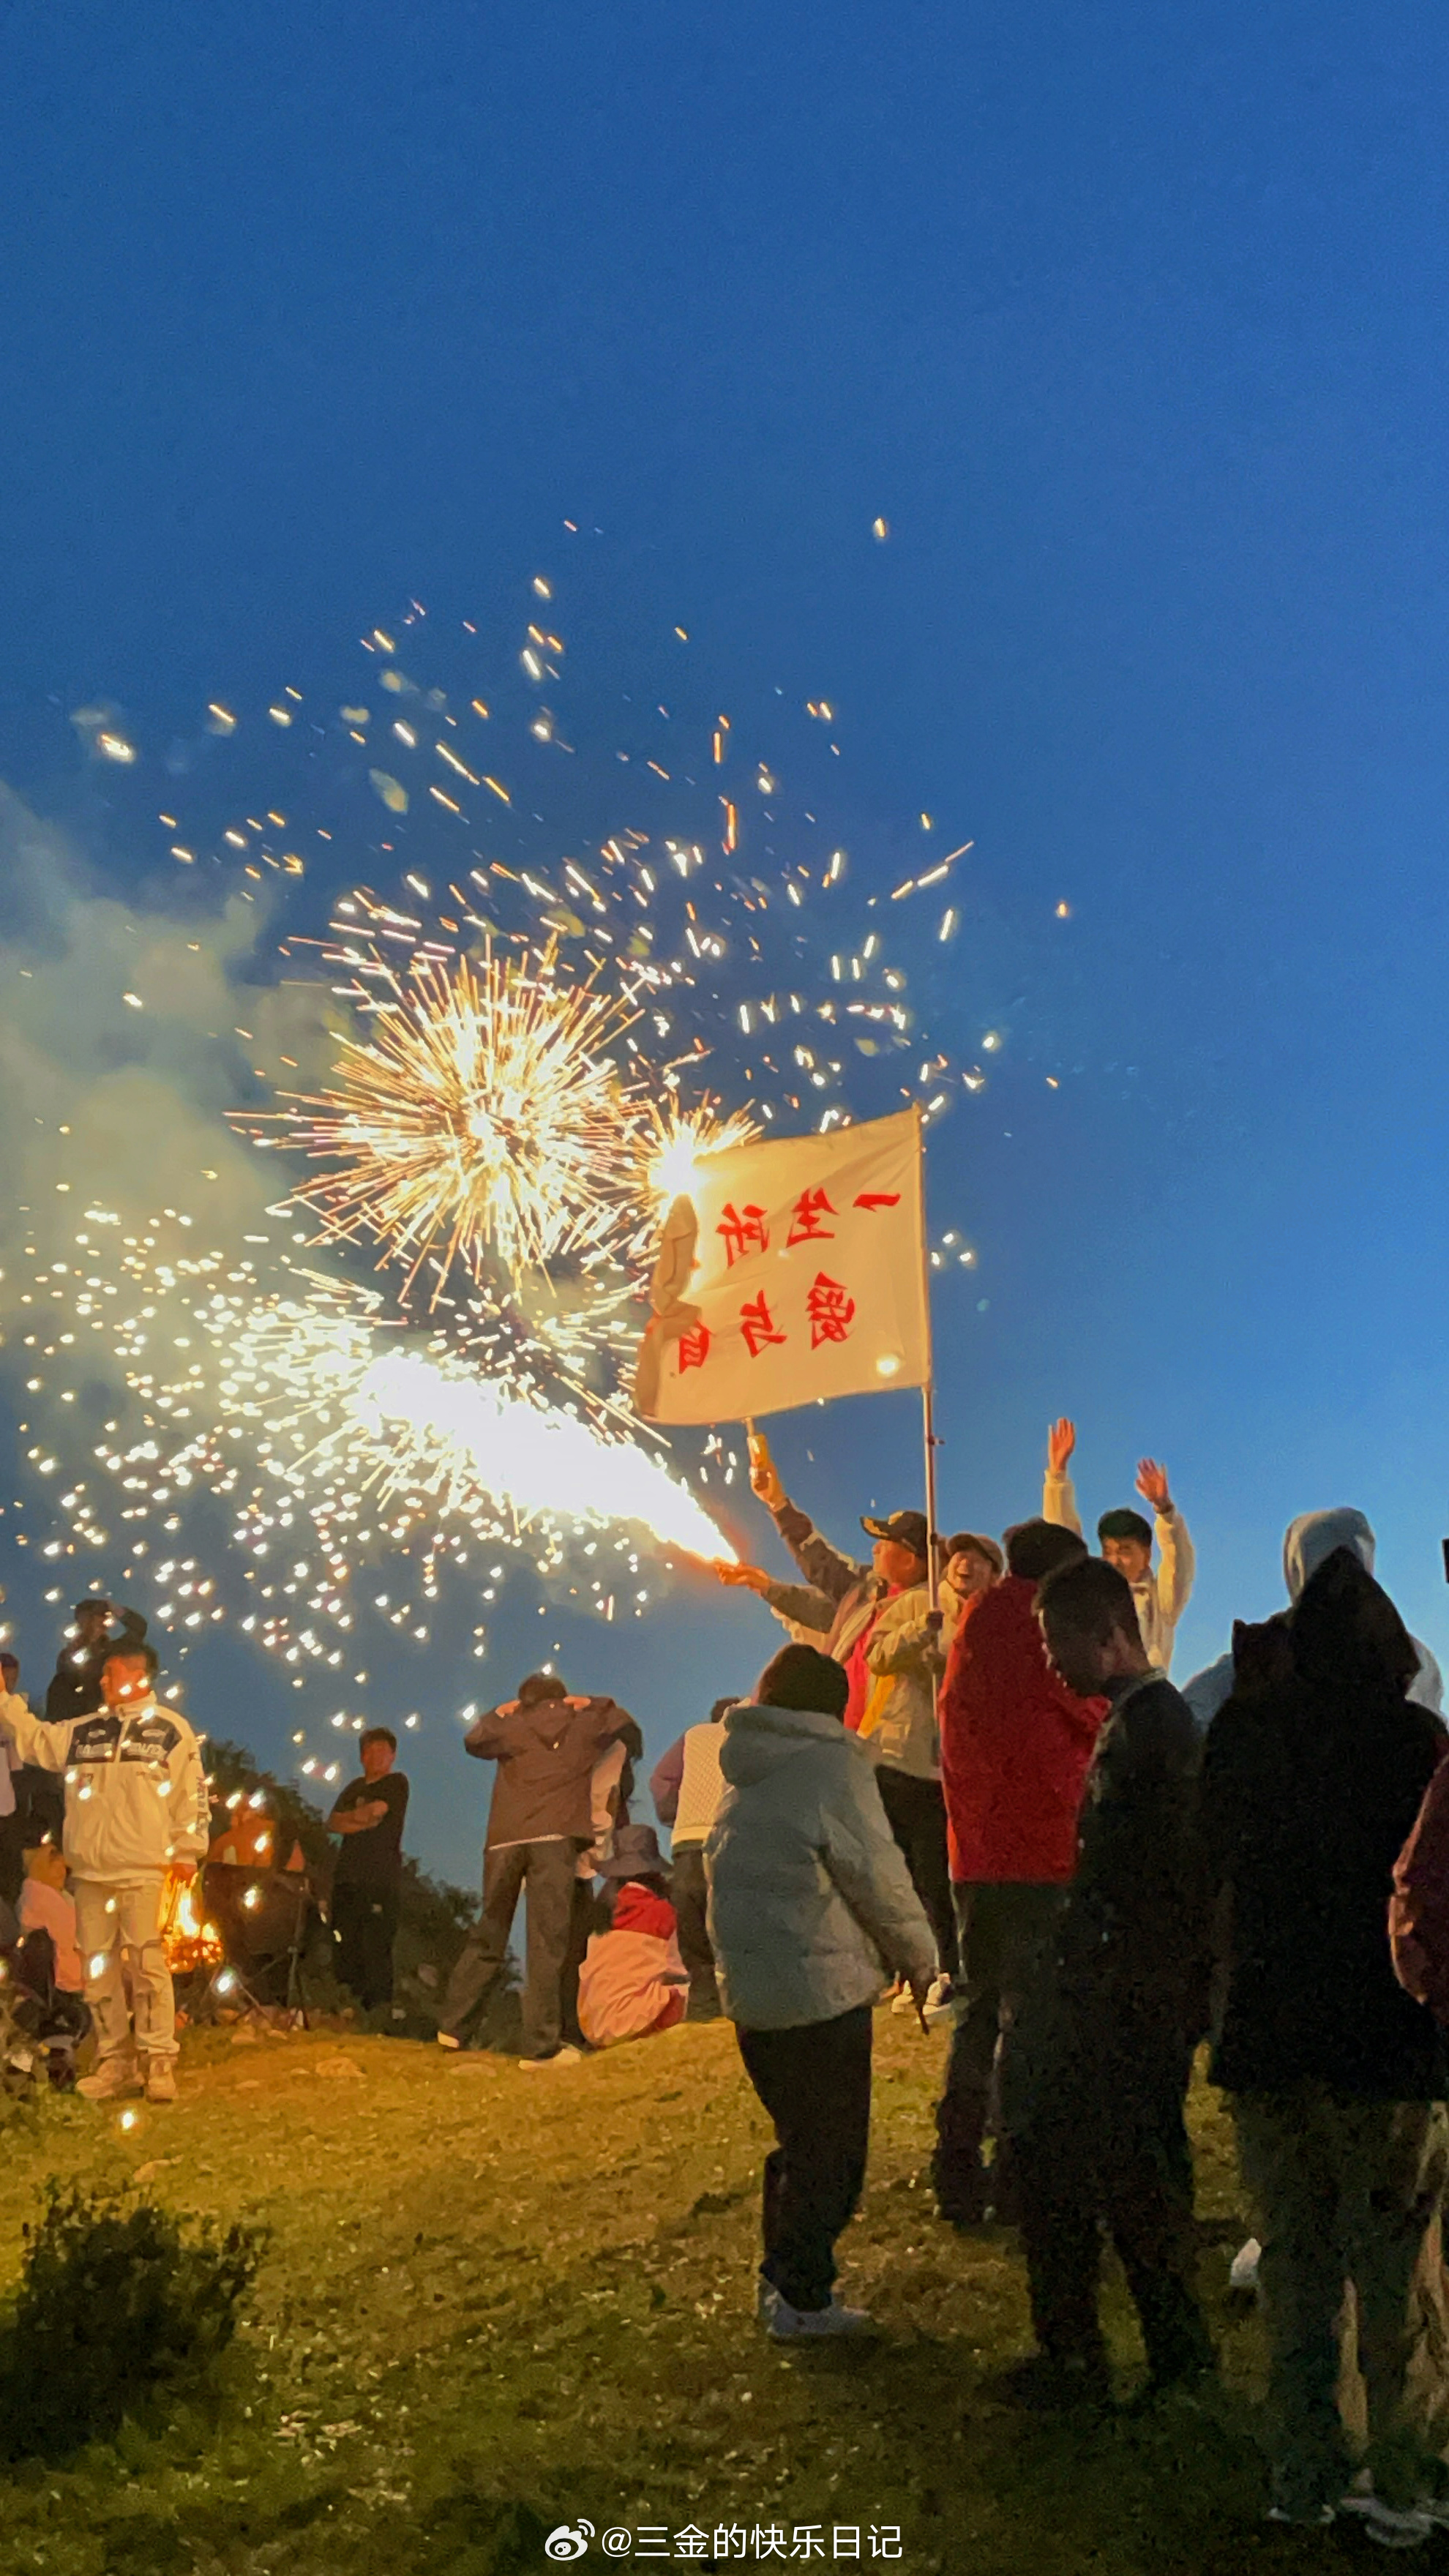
[1228,2236,1262,2294]
[77,2057,141,2103]
[1267,2506,1336,2529]
[435,2032,461,2051]
[519,2045,583,2070]
[143,2059,177,2104]
[924,1974,956,2026]
[889,1982,915,2017]
[768,2296,877,2341]
[1339,2491,1432,2549]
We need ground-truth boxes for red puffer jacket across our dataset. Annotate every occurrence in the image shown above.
[939,1577,1107,1884]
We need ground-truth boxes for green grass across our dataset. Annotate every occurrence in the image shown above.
[0,2015,1309,2575]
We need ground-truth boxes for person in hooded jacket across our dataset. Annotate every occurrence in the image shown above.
[1184,1508,1445,1730]
[1201,1549,1449,2539]
[931,1517,1107,2225]
[706,1642,936,2342]
[437,1672,640,2067]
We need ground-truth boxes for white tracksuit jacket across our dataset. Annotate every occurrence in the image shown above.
[0,1691,209,1884]
[1043,1469,1195,1674]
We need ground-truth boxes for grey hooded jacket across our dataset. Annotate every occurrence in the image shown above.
[705,1701,935,2031]
[1182,1508,1444,1729]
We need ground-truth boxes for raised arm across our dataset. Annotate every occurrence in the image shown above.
[750,1431,864,1603]
[1043,1418,1083,1538]
[0,1692,72,1772]
[1137,1461,1195,1625]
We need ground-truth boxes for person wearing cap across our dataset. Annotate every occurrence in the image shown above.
[1043,1421,1194,1673]
[717,1439,956,2002]
[577,1824,689,2048]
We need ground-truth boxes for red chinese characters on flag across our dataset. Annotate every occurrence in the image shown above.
[786,1187,836,1247]
[635,1106,929,1425]
[716,1202,769,1265]
[739,1292,786,1358]
[806,1273,855,1348]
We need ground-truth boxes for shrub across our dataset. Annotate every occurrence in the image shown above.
[0,2177,266,2457]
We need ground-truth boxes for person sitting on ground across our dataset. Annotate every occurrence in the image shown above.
[1202,1548,1448,2542]
[650,1698,735,2020]
[577,1824,689,2048]
[932,1518,1104,2223]
[18,1841,83,1996]
[715,1432,957,2010]
[0,1639,208,2106]
[326,1727,409,2020]
[1043,1420,1194,1673]
[1183,1507,1445,1729]
[706,1641,936,2342]
[1000,1556,1213,2413]
[437,1671,641,2070]
[562,1726,636,2050]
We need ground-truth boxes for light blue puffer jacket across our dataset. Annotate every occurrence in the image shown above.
[705,1701,935,2031]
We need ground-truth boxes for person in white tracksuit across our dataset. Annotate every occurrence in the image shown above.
[1043,1420,1195,1674]
[0,1637,209,2104]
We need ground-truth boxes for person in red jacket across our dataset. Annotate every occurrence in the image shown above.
[932,1518,1106,2225]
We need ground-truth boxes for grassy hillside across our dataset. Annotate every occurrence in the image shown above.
[0,2015,1296,2575]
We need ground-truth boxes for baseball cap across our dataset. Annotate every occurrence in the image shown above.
[861,1510,930,1557]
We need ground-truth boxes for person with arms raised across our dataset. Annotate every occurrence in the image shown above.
[1043,1420,1194,1674]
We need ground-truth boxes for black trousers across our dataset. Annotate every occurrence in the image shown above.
[1015,2019,1211,2382]
[932,1880,1066,2218]
[561,1878,604,2048]
[875,1768,957,1982]
[332,1881,400,2011]
[736,2004,873,2313]
[441,1839,577,2059]
[670,1847,720,2019]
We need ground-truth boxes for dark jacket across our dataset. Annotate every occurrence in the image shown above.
[465,1696,640,1849]
[938,1579,1105,1885]
[45,1607,149,1724]
[1052,1666,1205,2034]
[1390,1756,1449,2022]
[1200,1549,1445,2100]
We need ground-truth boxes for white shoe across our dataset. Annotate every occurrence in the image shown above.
[77,2057,141,2103]
[519,2045,583,2070]
[755,2275,780,2326]
[924,1974,956,2026]
[143,2059,177,2104]
[1267,2506,1336,2529]
[1228,2236,1261,2294]
[435,2032,461,2050]
[768,2296,877,2341]
[1339,2491,1433,2549]
[889,1982,915,2017]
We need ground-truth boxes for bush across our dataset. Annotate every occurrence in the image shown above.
[0,2177,266,2457]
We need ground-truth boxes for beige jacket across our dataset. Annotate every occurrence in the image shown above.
[1043,1469,1194,1673]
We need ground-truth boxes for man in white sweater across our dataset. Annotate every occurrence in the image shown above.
[0,1639,209,2103]
[1044,1419,1195,1674]
[650,1696,734,2020]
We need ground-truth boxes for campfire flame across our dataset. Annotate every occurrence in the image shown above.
[161,1868,225,1974]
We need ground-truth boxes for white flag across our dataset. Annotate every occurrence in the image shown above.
[634,1106,929,1426]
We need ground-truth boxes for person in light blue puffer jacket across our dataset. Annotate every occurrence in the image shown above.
[706,1644,935,2343]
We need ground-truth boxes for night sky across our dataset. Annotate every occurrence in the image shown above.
[2,4,1447,1884]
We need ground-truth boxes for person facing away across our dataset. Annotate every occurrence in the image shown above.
[0,1639,208,2107]
[577,1824,689,2048]
[714,1431,957,2002]
[931,1516,1107,2226]
[995,1556,1212,2414]
[1200,1546,1449,2539]
[1043,1420,1194,1674]
[437,1671,640,2068]
[1183,1506,1445,1731]
[327,1726,409,2018]
[650,1696,735,2021]
[706,1641,936,2343]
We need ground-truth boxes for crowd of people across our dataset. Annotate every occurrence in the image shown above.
[7,1424,1449,2542]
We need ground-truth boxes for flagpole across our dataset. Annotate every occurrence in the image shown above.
[916,1108,940,1613]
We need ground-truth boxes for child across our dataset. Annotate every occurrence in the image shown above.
[707,1643,936,2340]
[577,1825,689,2048]
[17,1843,83,1995]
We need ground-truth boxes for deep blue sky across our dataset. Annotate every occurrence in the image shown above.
[2,3,1448,1883]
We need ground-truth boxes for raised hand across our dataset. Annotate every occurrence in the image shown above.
[748,1431,786,1513]
[1047,1418,1077,1475]
[1136,1459,1172,1513]
[715,1560,772,1595]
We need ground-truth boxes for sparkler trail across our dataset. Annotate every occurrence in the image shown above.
[1,554,997,1776]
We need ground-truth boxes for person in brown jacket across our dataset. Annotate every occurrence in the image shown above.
[437,1672,640,2067]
